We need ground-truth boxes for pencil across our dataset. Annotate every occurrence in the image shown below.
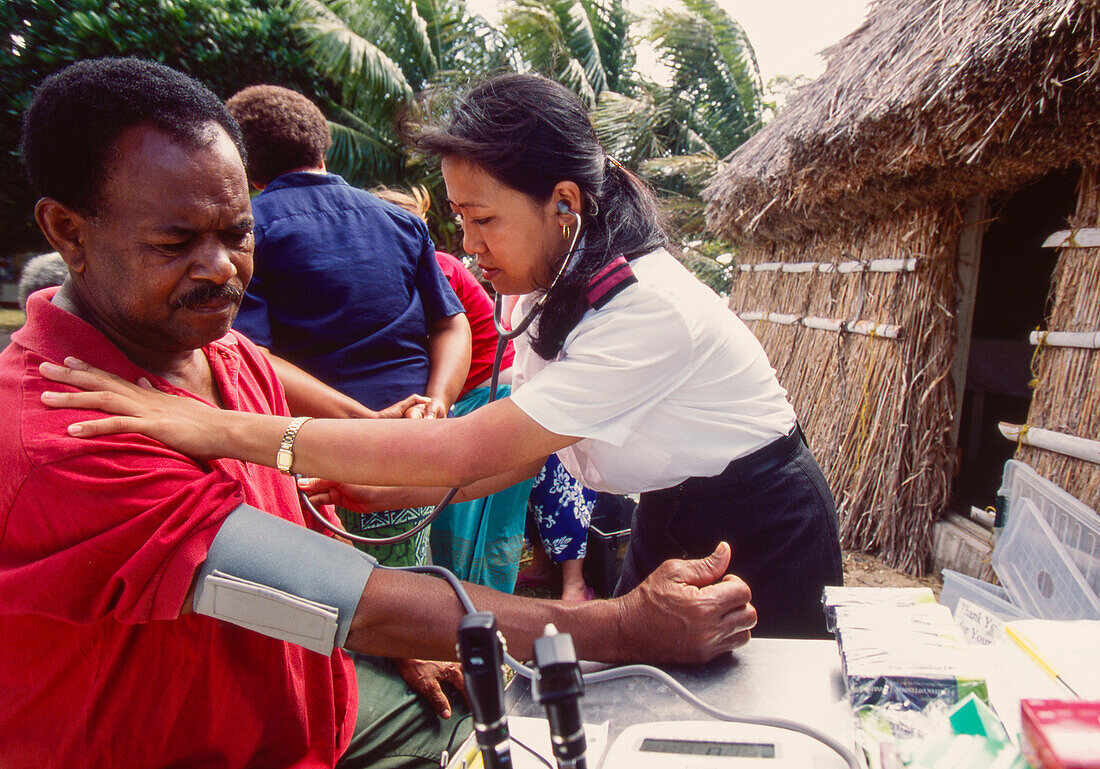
[1004,624,1081,698]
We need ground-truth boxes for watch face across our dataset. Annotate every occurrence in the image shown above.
[276,447,294,474]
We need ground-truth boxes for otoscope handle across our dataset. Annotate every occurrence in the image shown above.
[457,613,513,769]
[532,626,587,769]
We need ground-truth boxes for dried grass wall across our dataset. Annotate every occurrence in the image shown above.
[1017,167,1100,509]
[731,206,964,574]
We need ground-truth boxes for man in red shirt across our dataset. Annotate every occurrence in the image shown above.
[1,57,757,769]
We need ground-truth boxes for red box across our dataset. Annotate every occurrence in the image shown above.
[1021,699,1100,769]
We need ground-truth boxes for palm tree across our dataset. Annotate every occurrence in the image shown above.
[286,0,761,260]
[499,0,631,105]
[287,0,509,186]
[590,0,762,163]
[648,0,763,157]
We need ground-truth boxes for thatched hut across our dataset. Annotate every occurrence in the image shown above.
[704,0,1100,574]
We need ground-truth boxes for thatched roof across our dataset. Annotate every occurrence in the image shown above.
[705,0,1100,244]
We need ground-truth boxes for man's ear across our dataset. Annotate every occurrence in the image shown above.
[35,198,89,274]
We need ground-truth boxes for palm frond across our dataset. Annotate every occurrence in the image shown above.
[326,110,407,185]
[591,90,664,164]
[545,0,607,94]
[649,0,763,156]
[288,0,413,111]
[501,3,565,74]
[581,0,636,93]
[558,56,597,105]
[387,0,440,88]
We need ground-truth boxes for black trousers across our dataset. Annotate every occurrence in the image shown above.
[614,429,843,639]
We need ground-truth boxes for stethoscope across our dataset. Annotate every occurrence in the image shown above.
[300,203,584,545]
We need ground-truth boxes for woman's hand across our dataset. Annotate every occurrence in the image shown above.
[401,397,448,419]
[39,357,225,459]
[297,477,390,513]
[374,394,431,420]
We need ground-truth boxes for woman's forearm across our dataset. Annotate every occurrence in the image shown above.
[256,399,571,487]
[361,459,546,510]
[39,359,574,489]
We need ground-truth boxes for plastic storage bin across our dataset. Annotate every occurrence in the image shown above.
[992,498,1100,620]
[583,493,634,597]
[999,460,1100,597]
[939,568,1031,622]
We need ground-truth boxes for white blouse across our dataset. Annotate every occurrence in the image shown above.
[510,248,796,494]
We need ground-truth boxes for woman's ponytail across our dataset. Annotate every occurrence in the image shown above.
[529,158,667,359]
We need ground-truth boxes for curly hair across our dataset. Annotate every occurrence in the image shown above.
[225,85,331,188]
[20,57,245,217]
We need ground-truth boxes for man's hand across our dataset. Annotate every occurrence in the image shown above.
[395,658,467,719]
[615,542,756,664]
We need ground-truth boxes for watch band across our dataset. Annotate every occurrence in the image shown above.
[276,416,313,475]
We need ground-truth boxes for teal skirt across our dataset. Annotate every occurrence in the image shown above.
[428,385,535,592]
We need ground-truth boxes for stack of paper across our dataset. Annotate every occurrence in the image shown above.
[832,601,988,710]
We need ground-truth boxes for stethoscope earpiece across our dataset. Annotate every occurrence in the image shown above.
[557,200,571,215]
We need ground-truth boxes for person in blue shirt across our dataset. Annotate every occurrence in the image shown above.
[225,85,471,565]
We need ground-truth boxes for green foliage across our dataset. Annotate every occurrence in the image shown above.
[1,0,335,257]
[584,0,633,94]
[500,0,640,106]
[647,0,763,158]
[638,152,736,296]
[589,0,763,169]
[674,241,735,297]
[287,0,511,220]
[1,0,765,269]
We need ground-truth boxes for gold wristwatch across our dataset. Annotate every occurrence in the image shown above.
[276,416,313,475]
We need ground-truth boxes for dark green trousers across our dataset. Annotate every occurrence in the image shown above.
[336,654,471,769]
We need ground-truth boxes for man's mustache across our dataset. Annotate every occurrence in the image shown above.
[171,283,245,310]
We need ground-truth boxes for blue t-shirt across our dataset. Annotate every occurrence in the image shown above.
[234,172,464,410]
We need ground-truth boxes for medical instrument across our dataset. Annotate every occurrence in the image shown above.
[298,202,584,547]
[194,502,373,655]
[600,721,812,769]
[389,565,860,769]
[531,625,587,769]
[458,613,515,769]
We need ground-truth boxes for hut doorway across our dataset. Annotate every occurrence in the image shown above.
[951,168,1079,512]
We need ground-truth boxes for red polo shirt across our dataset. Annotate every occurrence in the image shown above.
[0,289,356,768]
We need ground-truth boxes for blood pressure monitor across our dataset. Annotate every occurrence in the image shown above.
[602,721,812,768]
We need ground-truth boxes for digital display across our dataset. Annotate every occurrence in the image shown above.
[640,738,776,758]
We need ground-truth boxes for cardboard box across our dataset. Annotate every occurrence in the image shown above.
[1021,699,1100,769]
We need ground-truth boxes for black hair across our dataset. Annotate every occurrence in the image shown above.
[225,85,332,188]
[20,57,246,217]
[410,73,668,360]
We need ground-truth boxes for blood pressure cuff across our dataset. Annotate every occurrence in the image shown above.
[193,503,376,655]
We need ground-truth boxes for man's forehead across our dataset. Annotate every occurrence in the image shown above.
[97,123,250,222]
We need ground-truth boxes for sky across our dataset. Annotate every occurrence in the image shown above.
[465,0,873,83]
[702,0,871,83]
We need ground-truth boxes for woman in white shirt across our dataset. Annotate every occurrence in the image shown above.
[44,74,842,638]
